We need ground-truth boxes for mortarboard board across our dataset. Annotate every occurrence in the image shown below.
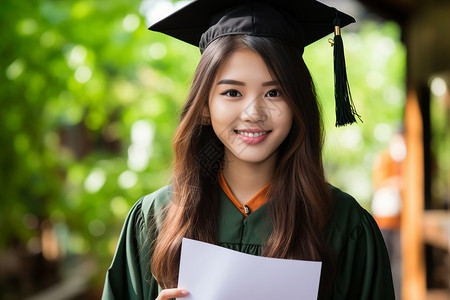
[149,0,361,126]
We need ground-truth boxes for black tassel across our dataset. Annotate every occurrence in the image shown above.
[332,10,361,127]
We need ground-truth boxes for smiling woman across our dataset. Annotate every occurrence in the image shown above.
[207,48,293,169]
[102,1,395,299]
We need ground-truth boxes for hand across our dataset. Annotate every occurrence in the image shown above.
[156,288,189,300]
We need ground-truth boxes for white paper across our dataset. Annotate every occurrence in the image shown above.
[177,238,322,300]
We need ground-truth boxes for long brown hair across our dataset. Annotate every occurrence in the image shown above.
[150,35,335,297]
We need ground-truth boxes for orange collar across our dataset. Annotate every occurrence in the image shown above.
[218,171,271,217]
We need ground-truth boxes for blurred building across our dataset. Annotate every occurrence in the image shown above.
[358,0,450,299]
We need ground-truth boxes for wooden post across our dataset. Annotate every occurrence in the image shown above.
[402,88,426,300]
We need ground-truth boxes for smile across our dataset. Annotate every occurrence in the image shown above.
[234,129,272,145]
[235,130,270,137]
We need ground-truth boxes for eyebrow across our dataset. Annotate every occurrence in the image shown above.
[217,79,279,87]
[262,80,279,87]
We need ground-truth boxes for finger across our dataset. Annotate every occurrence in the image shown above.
[156,288,189,300]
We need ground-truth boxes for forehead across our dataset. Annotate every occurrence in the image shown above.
[214,49,274,81]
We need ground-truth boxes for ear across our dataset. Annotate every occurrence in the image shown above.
[200,105,211,126]
[202,106,210,118]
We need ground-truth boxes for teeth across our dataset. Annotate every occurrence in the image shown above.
[236,130,268,137]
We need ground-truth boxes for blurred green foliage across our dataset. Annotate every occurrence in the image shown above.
[0,0,405,295]
[430,87,450,208]
[1,0,200,291]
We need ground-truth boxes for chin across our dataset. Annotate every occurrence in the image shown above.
[231,149,275,164]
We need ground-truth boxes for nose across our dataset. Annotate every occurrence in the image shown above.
[241,92,268,123]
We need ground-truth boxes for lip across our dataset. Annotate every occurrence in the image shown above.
[235,129,271,145]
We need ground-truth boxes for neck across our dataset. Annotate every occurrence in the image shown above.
[222,152,275,205]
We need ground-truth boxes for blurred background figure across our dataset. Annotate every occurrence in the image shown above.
[372,130,406,300]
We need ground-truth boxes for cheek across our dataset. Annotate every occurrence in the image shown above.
[209,99,236,128]
[273,102,293,133]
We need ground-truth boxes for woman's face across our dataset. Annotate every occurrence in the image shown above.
[207,48,293,166]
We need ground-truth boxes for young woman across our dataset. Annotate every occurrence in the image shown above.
[102,1,395,299]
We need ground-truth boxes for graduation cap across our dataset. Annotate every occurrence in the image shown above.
[149,0,361,126]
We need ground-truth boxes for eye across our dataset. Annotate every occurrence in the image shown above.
[265,89,281,98]
[220,89,242,97]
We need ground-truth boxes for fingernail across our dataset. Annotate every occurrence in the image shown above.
[181,290,189,295]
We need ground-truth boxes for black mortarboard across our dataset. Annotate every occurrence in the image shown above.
[149,0,361,126]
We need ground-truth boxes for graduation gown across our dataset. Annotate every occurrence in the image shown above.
[102,185,395,299]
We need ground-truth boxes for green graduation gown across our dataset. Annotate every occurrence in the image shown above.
[102,185,395,299]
